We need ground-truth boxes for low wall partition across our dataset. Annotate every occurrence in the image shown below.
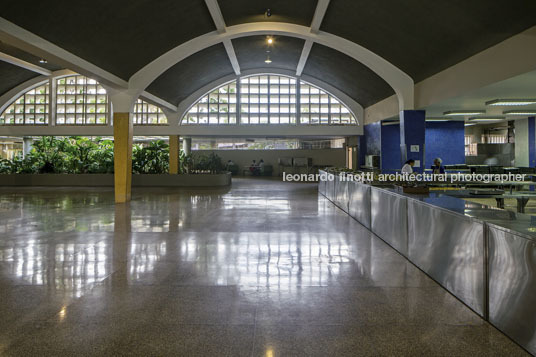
[319,170,536,355]
[0,173,232,187]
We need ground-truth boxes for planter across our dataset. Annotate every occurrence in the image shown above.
[0,173,231,187]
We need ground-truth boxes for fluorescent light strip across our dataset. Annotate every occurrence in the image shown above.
[486,99,536,106]
[503,110,536,115]
[444,110,485,116]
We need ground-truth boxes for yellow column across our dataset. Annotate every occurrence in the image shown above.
[169,135,179,174]
[114,112,133,203]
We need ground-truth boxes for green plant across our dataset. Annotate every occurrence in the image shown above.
[132,140,169,174]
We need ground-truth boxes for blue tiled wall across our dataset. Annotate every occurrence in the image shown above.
[425,121,465,166]
[381,124,401,174]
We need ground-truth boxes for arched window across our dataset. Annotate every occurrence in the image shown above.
[300,81,356,125]
[184,81,237,124]
[181,74,357,125]
[0,83,50,125]
[55,75,109,125]
[133,99,168,125]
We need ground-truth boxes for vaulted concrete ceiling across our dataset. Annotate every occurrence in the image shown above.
[147,44,234,106]
[0,41,62,72]
[1,0,536,109]
[232,35,305,72]
[1,0,216,80]
[0,61,39,96]
[303,44,394,108]
[321,0,536,82]
[218,0,318,26]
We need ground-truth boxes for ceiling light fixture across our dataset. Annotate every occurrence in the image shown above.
[468,116,505,122]
[267,37,273,45]
[443,110,485,116]
[265,56,272,64]
[486,99,536,106]
[39,58,47,64]
[503,110,536,116]
[425,118,449,122]
[265,8,271,17]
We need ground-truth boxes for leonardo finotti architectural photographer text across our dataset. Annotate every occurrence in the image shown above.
[283,172,528,183]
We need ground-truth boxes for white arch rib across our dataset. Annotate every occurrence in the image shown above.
[129,22,414,111]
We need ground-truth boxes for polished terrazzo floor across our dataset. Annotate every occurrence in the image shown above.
[0,178,528,356]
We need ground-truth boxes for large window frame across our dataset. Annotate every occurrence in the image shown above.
[0,74,167,127]
[182,74,357,126]
[0,82,50,125]
[133,99,168,125]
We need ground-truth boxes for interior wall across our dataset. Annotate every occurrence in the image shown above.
[515,118,529,166]
[380,124,400,174]
[194,148,346,176]
[425,121,465,166]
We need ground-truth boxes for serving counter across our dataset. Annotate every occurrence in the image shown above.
[319,170,536,355]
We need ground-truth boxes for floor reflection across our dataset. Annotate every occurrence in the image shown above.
[0,180,527,355]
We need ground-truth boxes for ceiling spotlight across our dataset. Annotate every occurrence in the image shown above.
[443,110,485,116]
[486,99,536,106]
[264,56,272,64]
[39,58,47,64]
[267,37,273,45]
[265,8,271,17]
[503,110,536,116]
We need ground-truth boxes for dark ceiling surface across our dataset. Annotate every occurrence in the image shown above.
[232,35,305,72]
[303,44,394,107]
[321,0,536,82]
[219,0,318,27]
[0,61,39,97]
[146,44,234,106]
[1,0,216,80]
[0,41,62,72]
[2,0,536,108]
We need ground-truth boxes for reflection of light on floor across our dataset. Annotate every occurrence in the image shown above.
[58,306,67,322]
[178,233,351,288]
[266,348,274,357]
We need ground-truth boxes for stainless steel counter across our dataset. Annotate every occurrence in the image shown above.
[318,170,536,355]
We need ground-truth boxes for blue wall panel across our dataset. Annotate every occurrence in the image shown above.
[381,124,400,173]
[425,121,465,166]
[400,110,426,173]
[364,122,381,156]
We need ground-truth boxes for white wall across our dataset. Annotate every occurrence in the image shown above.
[195,148,346,176]
[515,119,529,167]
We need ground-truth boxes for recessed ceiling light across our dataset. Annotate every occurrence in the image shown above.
[444,110,485,116]
[39,58,47,64]
[267,37,273,45]
[486,99,536,106]
[503,110,536,115]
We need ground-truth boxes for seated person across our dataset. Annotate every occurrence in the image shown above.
[431,158,445,174]
[249,160,259,175]
[401,159,415,174]
[258,159,265,175]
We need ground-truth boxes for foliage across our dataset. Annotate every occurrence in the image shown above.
[132,140,169,174]
[0,137,225,175]
[191,152,224,174]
